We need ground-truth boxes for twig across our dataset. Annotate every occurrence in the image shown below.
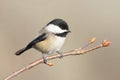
[4,38,111,80]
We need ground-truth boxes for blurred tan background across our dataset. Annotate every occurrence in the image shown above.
[0,0,119,80]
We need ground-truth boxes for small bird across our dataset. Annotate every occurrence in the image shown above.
[15,18,71,64]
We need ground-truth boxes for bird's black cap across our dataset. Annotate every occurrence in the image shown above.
[47,18,69,31]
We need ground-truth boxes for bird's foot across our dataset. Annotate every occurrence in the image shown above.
[42,54,53,66]
[57,51,64,59]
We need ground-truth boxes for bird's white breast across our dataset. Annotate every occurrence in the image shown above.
[34,33,65,54]
[48,36,65,54]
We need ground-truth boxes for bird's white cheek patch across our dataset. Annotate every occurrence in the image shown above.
[46,24,67,33]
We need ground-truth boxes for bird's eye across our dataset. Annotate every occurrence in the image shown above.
[60,26,65,29]
[59,23,67,30]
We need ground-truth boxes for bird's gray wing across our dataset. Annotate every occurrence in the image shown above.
[15,33,47,55]
[26,33,47,49]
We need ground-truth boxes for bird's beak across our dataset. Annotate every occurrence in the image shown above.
[67,30,71,33]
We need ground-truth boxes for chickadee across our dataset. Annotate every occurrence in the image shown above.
[15,18,71,64]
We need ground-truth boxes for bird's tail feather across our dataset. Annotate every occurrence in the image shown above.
[15,48,27,55]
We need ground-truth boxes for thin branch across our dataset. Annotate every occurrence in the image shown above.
[4,38,111,80]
